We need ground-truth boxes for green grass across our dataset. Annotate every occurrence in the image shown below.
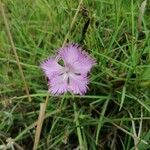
[0,0,150,149]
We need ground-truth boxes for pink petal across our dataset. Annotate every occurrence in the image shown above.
[59,44,96,74]
[68,75,89,95]
[48,75,68,95]
[58,44,82,65]
[71,52,96,75]
[40,57,63,79]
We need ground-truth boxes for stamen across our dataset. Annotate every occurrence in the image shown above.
[74,73,81,76]
[67,77,70,85]
[58,73,64,76]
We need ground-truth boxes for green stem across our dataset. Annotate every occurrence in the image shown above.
[73,102,84,150]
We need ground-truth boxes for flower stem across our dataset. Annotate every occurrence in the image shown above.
[73,101,84,150]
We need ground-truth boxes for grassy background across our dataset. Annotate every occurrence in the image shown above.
[0,0,150,149]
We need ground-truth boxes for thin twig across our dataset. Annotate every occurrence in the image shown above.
[0,3,31,102]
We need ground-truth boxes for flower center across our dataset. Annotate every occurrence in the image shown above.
[61,67,72,85]
[64,67,70,73]
[58,64,81,85]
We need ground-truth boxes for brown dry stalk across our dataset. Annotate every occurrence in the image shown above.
[32,94,49,150]
[33,103,47,150]
[0,3,31,102]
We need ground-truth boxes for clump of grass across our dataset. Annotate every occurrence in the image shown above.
[0,0,150,149]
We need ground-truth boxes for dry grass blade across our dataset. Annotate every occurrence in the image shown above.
[33,93,49,150]
[0,3,31,102]
[138,0,147,32]
[33,103,47,150]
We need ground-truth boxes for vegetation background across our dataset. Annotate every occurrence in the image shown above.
[0,0,150,149]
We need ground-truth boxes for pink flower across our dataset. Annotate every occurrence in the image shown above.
[41,43,95,95]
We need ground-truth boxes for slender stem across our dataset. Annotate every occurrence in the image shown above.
[96,97,110,145]
[0,3,31,102]
[73,102,84,150]
[62,0,83,46]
